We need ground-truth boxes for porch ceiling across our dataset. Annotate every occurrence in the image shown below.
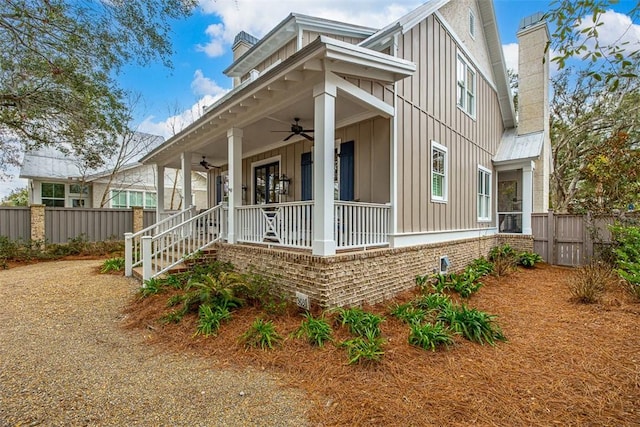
[142,36,415,170]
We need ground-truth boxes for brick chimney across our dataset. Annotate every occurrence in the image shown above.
[231,31,258,87]
[517,13,550,212]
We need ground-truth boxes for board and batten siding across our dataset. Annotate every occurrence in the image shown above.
[240,117,390,205]
[395,13,503,234]
[301,31,365,48]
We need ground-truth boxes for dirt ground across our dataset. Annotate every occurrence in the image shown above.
[124,263,640,426]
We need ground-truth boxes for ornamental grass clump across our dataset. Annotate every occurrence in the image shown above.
[241,318,282,350]
[439,304,506,346]
[336,307,384,337]
[294,313,333,347]
[568,261,613,304]
[340,329,385,365]
[408,321,455,351]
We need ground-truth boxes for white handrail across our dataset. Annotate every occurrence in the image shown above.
[142,204,225,280]
[125,205,195,276]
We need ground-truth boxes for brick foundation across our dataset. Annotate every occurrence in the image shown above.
[215,233,534,308]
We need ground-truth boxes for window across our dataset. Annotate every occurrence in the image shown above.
[431,141,447,202]
[69,184,89,208]
[457,53,476,117]
[110,190,156,208]
[41,183,65,207]
[478,167,492,221]
[469,9,476,39]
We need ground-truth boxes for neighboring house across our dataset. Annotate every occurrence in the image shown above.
[19,133,209,210]
[132,1,551,307]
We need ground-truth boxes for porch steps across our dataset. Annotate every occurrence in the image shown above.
[131,247,219,282]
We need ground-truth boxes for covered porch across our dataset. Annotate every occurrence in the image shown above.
[129,36,415,280]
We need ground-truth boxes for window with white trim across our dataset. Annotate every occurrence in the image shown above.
[69,184,89,207]
[110,189,157,208]
[457,53,476,117]
[478,167,491,221]
[469,8,476,39]
[431,141,448,202]
[41,183,65,207]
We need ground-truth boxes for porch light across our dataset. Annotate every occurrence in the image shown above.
[279,174,291,195]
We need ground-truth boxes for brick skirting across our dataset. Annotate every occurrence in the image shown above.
[216,234,533,308]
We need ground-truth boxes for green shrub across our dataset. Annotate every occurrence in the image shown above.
[431,273,454,293]
[414,292,452,312]
[489,244,516,261]
[294,313,333,347]
[196,304,231,336]
[389,303,427,325]
[241,318,282,350]
[100,257,125,273]
[336,307,384,337]
[182,271,247,311]
[340,329,385,365]
[139,277,164,297]
[568,262,612,303]
[468,257,494,276]
[439,305,506,346]
[408,322,455,351]
[518,251,543,268]
[450,270,483,298]
[611,224,640,297]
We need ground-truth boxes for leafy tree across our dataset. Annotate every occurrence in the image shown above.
[546,0,640,88]
[551,68,640,212]
[0,0,197,174]
[1,187,28,206]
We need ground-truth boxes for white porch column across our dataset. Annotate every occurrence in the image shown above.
[156,163,165,218]
[312,79,337,256]
[181,152,193,209]
[227,128,243,244]
[522,162,534,235]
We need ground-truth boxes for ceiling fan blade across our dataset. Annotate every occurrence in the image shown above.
[301,133,314,141]
[283,133,295,141]
[303,129,314,132]
[271,130,291,132]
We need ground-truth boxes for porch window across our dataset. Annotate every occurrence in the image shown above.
[41,183,65,207]
[254,161,279,204]
[478,166,491,221]
[431,141,447,202]
[457,53,476,117]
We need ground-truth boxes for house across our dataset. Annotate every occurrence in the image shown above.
[19,133,209,211]
[130,0,550,308]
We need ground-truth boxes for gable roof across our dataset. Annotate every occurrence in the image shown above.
[19,132,164,181]
[360,0,515,129]
[224,13,377,78]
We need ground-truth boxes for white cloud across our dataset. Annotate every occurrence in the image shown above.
[502,42,519,73]
[578,9,640,54]
[196,0,421,58]
[191,69,228,97]
[138,71,231,138]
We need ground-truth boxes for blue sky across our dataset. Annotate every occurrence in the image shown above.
[2,0,638,198]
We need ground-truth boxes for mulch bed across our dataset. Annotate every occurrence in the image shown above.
[123,264,640,426]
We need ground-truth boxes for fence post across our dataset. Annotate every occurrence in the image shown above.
[546,210,554,265]
[584,212,593,263]
[124,232,133,277]
[142,236,152,283]
[30,204,46,249]
[132,206,144,233]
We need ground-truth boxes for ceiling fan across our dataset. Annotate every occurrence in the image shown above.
[199,156,220,170]
[272,117,314,141]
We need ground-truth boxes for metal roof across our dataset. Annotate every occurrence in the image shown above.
[493,129,544,165]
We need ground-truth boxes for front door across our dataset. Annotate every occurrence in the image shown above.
[254,161,279,204]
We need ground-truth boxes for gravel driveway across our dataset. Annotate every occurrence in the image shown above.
[0,260,309,426]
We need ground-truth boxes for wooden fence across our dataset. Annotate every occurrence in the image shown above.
[532,211,631,266]
[0,206,157,244]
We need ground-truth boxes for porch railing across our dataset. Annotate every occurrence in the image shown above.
[335,201,390,249]
[236,201,313,249]
[125,205,196,276]
[235,201,390,250]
